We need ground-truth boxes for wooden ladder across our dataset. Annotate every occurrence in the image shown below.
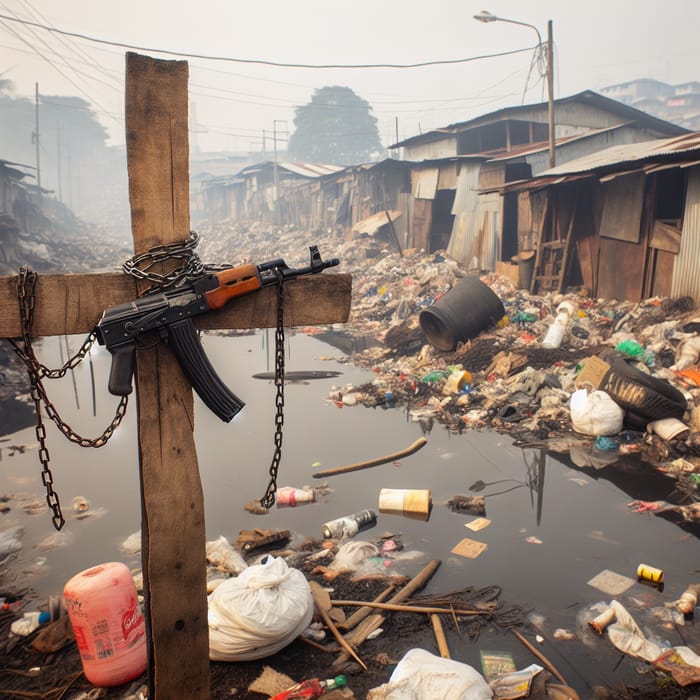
[530,193,578,295]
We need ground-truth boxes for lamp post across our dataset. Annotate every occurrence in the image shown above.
[474,10,555,167]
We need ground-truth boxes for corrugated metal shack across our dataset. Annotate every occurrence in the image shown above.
[389,90,689,271]
[200,161,344,227]
[489,132,700,304]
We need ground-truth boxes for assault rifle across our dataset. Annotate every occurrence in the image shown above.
[95,245,339,422]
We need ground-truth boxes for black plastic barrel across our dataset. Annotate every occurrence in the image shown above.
[419,276,506,351]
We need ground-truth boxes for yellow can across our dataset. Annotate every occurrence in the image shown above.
[637,563,664,584]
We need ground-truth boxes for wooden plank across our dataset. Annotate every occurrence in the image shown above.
[599,172,645,243]
[0,273,352,337]
[649,219,682,254]
[125,52,208,699]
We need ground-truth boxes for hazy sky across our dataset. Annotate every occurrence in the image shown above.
[2,0,699,153]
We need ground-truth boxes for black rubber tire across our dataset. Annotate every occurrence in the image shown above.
[598,351,687,428]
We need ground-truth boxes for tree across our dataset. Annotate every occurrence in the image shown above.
[288,86,384,165]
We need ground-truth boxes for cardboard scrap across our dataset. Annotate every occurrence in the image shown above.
[465,517,491,531]
[575,356,611,390]
[587,569,635,596]
[480,649,516,678]
[248,666,295,697]
[451,537,488,559]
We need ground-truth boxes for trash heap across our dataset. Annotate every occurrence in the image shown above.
[198,220,700,483]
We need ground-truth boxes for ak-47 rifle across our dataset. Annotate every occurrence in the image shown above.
[95,245,339,422]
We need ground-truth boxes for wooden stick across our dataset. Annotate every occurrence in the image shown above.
[299,636,339,654]
[511,629,567,685]
[332,600,487,616]
[312,437,427,478]
[430,614,450,658]
[333,559,441,671]
[311,584,367,670]
[339,583,397,631]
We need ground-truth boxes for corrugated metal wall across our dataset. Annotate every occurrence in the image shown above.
[446,163,479,263]
[447,163,501,269]
[671,165,700,305]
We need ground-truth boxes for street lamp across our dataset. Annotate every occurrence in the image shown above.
[474,10,555,167]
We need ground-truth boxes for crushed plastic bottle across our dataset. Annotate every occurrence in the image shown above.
[270,675,347,700]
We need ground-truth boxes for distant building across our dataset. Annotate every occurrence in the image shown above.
[600,79,700,131]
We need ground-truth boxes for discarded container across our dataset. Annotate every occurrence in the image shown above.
[322,510,377,539]
[676,586,699,615]
[637,563,664,586]
[276,486,315,507]
[378,488,432,521]
[648,417,690,441]
[10,610,50,637]
[63,562,147,687]
[419,277,506,351]
[542,301,576,349]
[588,607,616,635]
[271,675,347,700]
[512,250,535,290]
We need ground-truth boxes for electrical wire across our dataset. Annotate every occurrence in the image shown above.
[0,11,536,70]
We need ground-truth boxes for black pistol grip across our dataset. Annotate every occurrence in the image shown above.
[108,342,136,396]
[166,318,245,422]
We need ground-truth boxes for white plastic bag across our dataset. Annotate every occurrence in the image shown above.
[569,389,623,436]
[367,648,493,700]
[208,555,313,661]
[206,535,248,575]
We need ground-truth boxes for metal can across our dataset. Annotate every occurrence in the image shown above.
[637,563,664,585]
[322,510,377,540]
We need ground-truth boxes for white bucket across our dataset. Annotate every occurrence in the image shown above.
[378,488,432,521]
[64,562,147,687]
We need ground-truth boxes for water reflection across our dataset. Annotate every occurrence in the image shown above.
[1,331,699,694]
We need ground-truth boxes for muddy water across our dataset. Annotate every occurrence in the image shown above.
[1,331,699,695]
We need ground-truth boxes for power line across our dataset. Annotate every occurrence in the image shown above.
[0,11,535,69]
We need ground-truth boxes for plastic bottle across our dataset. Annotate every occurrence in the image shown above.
[322,510,377,539]
[63,562,147,687]
[542,301,576,349]
[270,675,347,699]
[10,610,50,636]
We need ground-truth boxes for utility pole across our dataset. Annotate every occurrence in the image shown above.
[546,20,555,167]
[34,83,42,212]
[272,120,288,226]
[56,122,63,203]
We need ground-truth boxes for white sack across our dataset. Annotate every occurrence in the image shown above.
[367,648,493,700]
[569,389,624,436]
[208,555,313,661]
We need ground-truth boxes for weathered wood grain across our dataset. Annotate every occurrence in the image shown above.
[0,272,352,337]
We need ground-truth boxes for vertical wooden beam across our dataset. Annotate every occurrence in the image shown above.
[125,52,210,698]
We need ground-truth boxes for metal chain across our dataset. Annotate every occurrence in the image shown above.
[9,266,129,530]
[125,232,288,508]
[122,230,230,293]
[258,273,285,509]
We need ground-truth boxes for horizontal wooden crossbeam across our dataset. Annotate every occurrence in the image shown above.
[0,272,352,338]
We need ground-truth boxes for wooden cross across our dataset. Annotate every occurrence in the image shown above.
[0,53,351,698]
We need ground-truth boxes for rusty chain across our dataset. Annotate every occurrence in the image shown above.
[124,233,288,508]
[258,271,286,509]
[9,267,129,530]
[9,232,288,526]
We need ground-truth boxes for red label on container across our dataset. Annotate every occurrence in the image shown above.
[122,603,143,640]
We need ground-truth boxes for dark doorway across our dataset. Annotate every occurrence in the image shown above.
[430,189,456,252]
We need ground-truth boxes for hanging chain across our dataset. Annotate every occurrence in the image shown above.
[258,272,285,509]
[124,232,287,507]
[8,267,129,530]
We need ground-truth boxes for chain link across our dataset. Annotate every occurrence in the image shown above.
[122,230,231,293]
[258,272,285,509]
[9,266,129,530]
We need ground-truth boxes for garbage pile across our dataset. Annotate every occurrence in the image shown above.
[198,220,700,488]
